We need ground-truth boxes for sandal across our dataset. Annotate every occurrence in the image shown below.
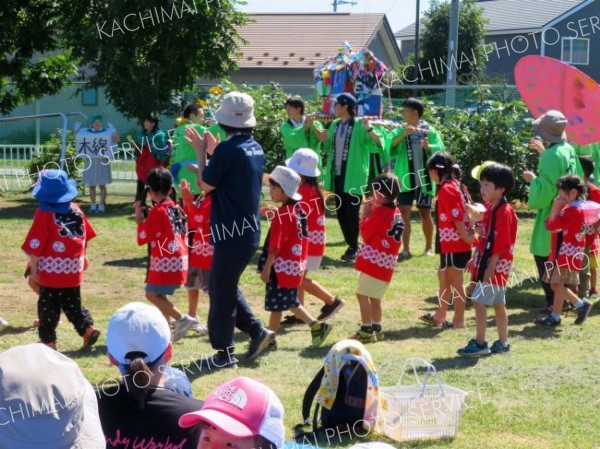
[418,313,439,327]
[440,320,455,329]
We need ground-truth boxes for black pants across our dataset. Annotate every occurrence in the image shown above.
[38,286,94,343]
[334,176,362,250]
[534,255,554,306]
[135,180,147,204]
[208,244,264,353]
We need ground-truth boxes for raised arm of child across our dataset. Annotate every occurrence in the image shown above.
[179,179,194,210]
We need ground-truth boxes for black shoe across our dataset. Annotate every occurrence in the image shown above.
[575,300,592,325]
[196,351,239,370]
[244,329,275,361]
[317,297,346,322]
[538,305,553,314]
[280,315,304,327]
[341,247,357,262]
[534,315,561,326]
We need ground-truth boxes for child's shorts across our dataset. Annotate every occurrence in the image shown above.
[543,265,579,285]
[185,267,210,292]
[440,252,471,271]
[145,284,179,295]
[305,256,323,272]
[470,282,506,306]
[265,282,300,312]
[356,272,390,300]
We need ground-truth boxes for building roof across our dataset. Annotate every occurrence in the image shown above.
[236,13,403,69]
[395,0,587,39]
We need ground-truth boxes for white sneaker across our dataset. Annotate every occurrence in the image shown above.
[97,204,106,213]
[172,315,198,342]
[89,204,98,213]
[190,316,208,335]
[0,318,9,333]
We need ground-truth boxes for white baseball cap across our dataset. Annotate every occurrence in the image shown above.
[215,92,257,128]
[269,166,302,201]
[179,376,285,448]
[0,344,105,449]
[106,302,170,366]
[286,148,321,177]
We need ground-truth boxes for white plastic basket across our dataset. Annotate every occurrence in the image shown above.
[376,358,468,441]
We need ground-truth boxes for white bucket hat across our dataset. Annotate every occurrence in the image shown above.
[106,302,170,366]
[286,147,321,177]
[215,92,257,128]
[269,166,302,201]
[0,344,105,449]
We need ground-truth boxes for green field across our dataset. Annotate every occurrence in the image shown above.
[0,190,598,449]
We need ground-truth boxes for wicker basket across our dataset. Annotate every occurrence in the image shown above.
[377,358,468,441]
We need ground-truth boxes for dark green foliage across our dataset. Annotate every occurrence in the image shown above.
[0,1,78,114]
[411,0,488,85]
[423,98,537,202]
[61,0,247,121]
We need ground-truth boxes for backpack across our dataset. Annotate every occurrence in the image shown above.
[296,340,378,439]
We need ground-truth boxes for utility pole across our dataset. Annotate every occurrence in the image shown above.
[332,0,357,12]
[413,0,421,95]
[445,0,460,107]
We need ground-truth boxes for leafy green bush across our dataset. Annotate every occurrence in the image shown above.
[198,81,321,172]
[27,129,83,188]
[384,97,535,202]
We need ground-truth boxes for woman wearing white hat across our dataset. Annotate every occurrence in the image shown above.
[184,92,274,367]
[97,302,203,449]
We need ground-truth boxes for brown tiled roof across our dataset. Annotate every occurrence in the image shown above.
[236,13,389,69]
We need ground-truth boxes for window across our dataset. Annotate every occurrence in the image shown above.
[81,88,98,106]
[561,38,589,65]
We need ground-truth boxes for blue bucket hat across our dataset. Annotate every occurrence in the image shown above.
[33,170,78,205]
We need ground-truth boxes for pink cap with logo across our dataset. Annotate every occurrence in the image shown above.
[178,376,284,446]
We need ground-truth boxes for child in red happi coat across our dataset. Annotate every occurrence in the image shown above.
[354,173,404,343]
[21,169,100,350]
[135,167,197,341]
[259,166,332,348]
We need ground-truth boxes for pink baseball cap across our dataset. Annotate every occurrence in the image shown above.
[178,376,284,446]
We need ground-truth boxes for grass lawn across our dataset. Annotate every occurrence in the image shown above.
[0,188,598,449]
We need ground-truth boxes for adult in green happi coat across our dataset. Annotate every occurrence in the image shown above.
[386,98,445,261]
[523,110,583,309]
[311,93,386,262]
[171,104,207,196]
[280,96,324,160]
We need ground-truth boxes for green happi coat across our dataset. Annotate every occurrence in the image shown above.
[322,118,386,194]
[573,142,600,186]
[280,119,324,159]
[208,123,227,143]
[171,122,207,194]
[386,123,445,195]
[528,141,583,257]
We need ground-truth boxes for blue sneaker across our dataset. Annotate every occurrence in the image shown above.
[457,339,491,357]
[490,340,510,354]
[534,315,561,326]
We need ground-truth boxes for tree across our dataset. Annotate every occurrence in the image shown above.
[0,1,78,114]
[414,0,488,85]
[62,0,246,120]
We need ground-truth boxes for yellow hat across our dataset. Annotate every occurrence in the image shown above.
[471,161,496,181]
